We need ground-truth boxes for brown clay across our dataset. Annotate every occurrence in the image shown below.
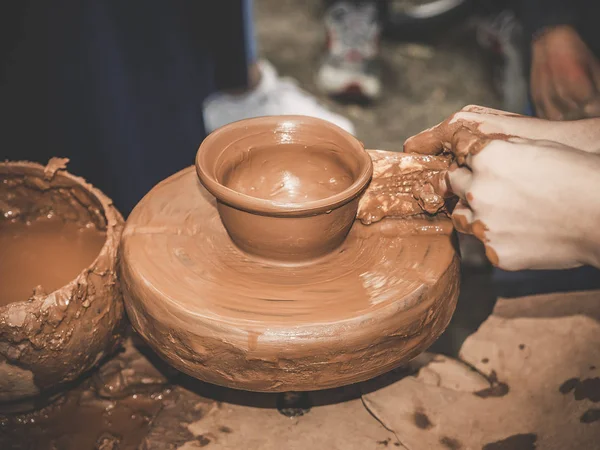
[195,116,373,261]
[0,159,126,412]
[223,144,355,203]
[0,219,106,307]
[121,143,459,392]
[0,337,171,450]
[357,150,452,224]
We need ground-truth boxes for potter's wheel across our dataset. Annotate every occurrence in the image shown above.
[120,165,459,392]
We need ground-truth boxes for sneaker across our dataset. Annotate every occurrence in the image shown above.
[316,1,382,100]
[202,60,355,134]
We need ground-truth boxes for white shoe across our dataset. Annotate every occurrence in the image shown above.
[316,2,382,100]
[203,60,355,134]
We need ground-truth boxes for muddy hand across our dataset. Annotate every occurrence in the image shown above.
[404,106,600,271]
[404,105,600,155]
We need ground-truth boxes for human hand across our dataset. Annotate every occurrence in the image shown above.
[404,106,600,271]
[531,25,600,120]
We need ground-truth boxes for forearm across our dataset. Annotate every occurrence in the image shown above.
[478,116,600,153]
[546,119,600,154]
[570,151,600,268]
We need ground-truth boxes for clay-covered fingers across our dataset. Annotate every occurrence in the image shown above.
[403,117,473,156]
[451,201,473,234]
[403,121,449,155]
[447,164,472,202]
[404,105,501,157]
[450,127,490,166]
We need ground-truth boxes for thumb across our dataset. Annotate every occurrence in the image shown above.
[404,122,447,155]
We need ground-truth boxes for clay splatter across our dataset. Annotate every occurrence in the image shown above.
[482,433,537,450]
[580,409,600,424]
[474,371,510,398]
[413,410,433,429]
[440,436,461,449]
[559,378,579,394]
[197,435,211,447]
[559,377,600,402]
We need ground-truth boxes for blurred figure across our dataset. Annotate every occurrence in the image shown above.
[203,0,354,133]
[526,10,600,120]
[474,1,600,294]
[477,0,600,120]
[316,1,382,101]
[315,0,473,102]
[475,9,529,114]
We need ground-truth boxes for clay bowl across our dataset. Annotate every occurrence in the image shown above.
[195,116,373,261]
[0,159,126,413]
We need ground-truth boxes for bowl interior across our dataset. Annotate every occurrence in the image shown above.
[196,116,373,216]
[221,143,357,204]
[0,163,108,307]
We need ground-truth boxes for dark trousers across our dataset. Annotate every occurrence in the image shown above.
[0,1,250,214]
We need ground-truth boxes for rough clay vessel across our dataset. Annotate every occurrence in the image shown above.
[0,160,126,413]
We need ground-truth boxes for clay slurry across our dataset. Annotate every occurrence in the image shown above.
[223,145,354,203]
[0,218,106,306]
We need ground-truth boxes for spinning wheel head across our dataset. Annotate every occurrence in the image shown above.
[121,148,460,392]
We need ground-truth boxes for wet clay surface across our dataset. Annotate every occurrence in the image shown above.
[1,384,168,450]
[120,150,459,392]
[0,219,106,307]
[357,151,452,224]
[223,144,354,203]
[4,288,599,450]
[0,338,172,450]
[1,337,402,450]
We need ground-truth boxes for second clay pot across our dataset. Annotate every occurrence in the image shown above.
[0,159,126,413]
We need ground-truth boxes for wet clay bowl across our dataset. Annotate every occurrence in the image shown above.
[195,116,373,261]
[120,151,460,392]
[0,159,126,413]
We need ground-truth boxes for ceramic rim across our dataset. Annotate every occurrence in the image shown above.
[195,115,373,217]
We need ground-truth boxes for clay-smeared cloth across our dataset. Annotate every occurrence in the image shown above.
[361,290,600,449]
